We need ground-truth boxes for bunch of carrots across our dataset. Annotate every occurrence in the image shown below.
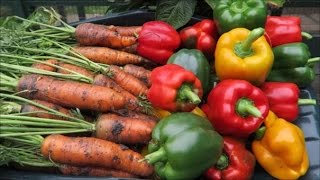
[0,7,164,179]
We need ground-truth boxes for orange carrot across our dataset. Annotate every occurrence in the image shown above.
[57,62,95,80]
[72,46,149,65]
[93,74,143,111]
[117,43,138,54]
[108,65,148,96]
[123,64,151,87]
[31,59,58,72]
[17,74,126,112]
[75,23,137,48]
[59,165,138,178]
[21,100,72,120]
[41,134,153,177]
[95,113,156,145]
[106,25,142,36]
[113,109,159,122]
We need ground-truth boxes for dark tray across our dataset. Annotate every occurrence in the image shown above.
[1,10,319,180]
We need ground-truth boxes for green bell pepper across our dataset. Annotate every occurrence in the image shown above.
[267,42,320,87]
[145,112,223,180]
[167,49,212,95]
[206,0,267,34]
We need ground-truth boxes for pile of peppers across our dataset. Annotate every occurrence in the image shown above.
[138,2,318,180]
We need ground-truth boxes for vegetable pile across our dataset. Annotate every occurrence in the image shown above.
[0,2,318,180]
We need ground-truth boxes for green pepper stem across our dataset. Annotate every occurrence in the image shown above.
[143,147,167,164]
[298,99,317,105]
[236,98,262,118]
[255,126,266,140]
[178,84,201,104]
[306,57,320,66]
[301,32,313,40]
[234,28,265,58]
[215,153,229,170]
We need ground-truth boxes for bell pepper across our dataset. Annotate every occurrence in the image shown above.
[215,27,274,86]
[201,79,269,138]
[266,42,320,87]
[145,112,223,180]
[265,16,313,47]
[147,64,203,112]
[207,0,267,34]
[179,19,218,60]
[137,21,180,64]
[252,111,309,180]
[153,106,206,119]
[261,82,317,122]
[204,136,256,180]
[167,49,211,94]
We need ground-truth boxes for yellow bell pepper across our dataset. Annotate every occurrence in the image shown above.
[153,107,206,119]
[215,27,274,85]
[252,111,309,180]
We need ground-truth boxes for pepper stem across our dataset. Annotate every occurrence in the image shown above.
[301,32,313,40]
[215,153,229,170]
[255,126,266,140]
[178,84,201,104]
[298,99,317,105]
[236,98,262,118]
[306,57,320,66]
[142,147,167,164]
[234,28,265,58]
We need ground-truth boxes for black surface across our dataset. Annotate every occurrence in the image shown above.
[1,10,319,180]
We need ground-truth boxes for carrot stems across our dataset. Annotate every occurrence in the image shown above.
[0,129,90,137]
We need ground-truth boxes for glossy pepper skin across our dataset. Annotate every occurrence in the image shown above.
[261,82,317,122]
[146,112,223,180]
[137,21,180,64]
[147,64,203,112]
[208,0,267,34]
[153,106,206,119]
[204,137,256,180]
[215,28,274,86]
[267,42,320,87]
[201,79,269,138]
[179,19,218,60]
[265,16,312,47]
[167,49,211,94]
[252,111,309,180]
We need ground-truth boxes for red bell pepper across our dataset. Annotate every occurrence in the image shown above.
[204,136,256,180]
[137,21,180,64]
[265,16,312,47]
[147,64,203,112]
[180,19,218,60]
[260,82,317,122]
[201,79,269,138]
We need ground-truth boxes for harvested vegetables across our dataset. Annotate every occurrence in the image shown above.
[261,82,317,121]
[214,27,274,85]
[266,42,320,87]
[252,111,309,180]
[264,16,313,47]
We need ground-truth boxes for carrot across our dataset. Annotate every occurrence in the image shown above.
[95,113,156,145]
[57,62,95,80]
[123,64,152,87]
[117,43,138,54]
[72,46,149,65]
[59,164,138,178]
[106,25,142,36]
[21,100,73,120]
[93,74,144,112]
[108,65,148,96]
[113,109,159,122]
[75,23,137,48]
[40,134,154,177]
[31,59,58,72]
[17,74,126,112]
